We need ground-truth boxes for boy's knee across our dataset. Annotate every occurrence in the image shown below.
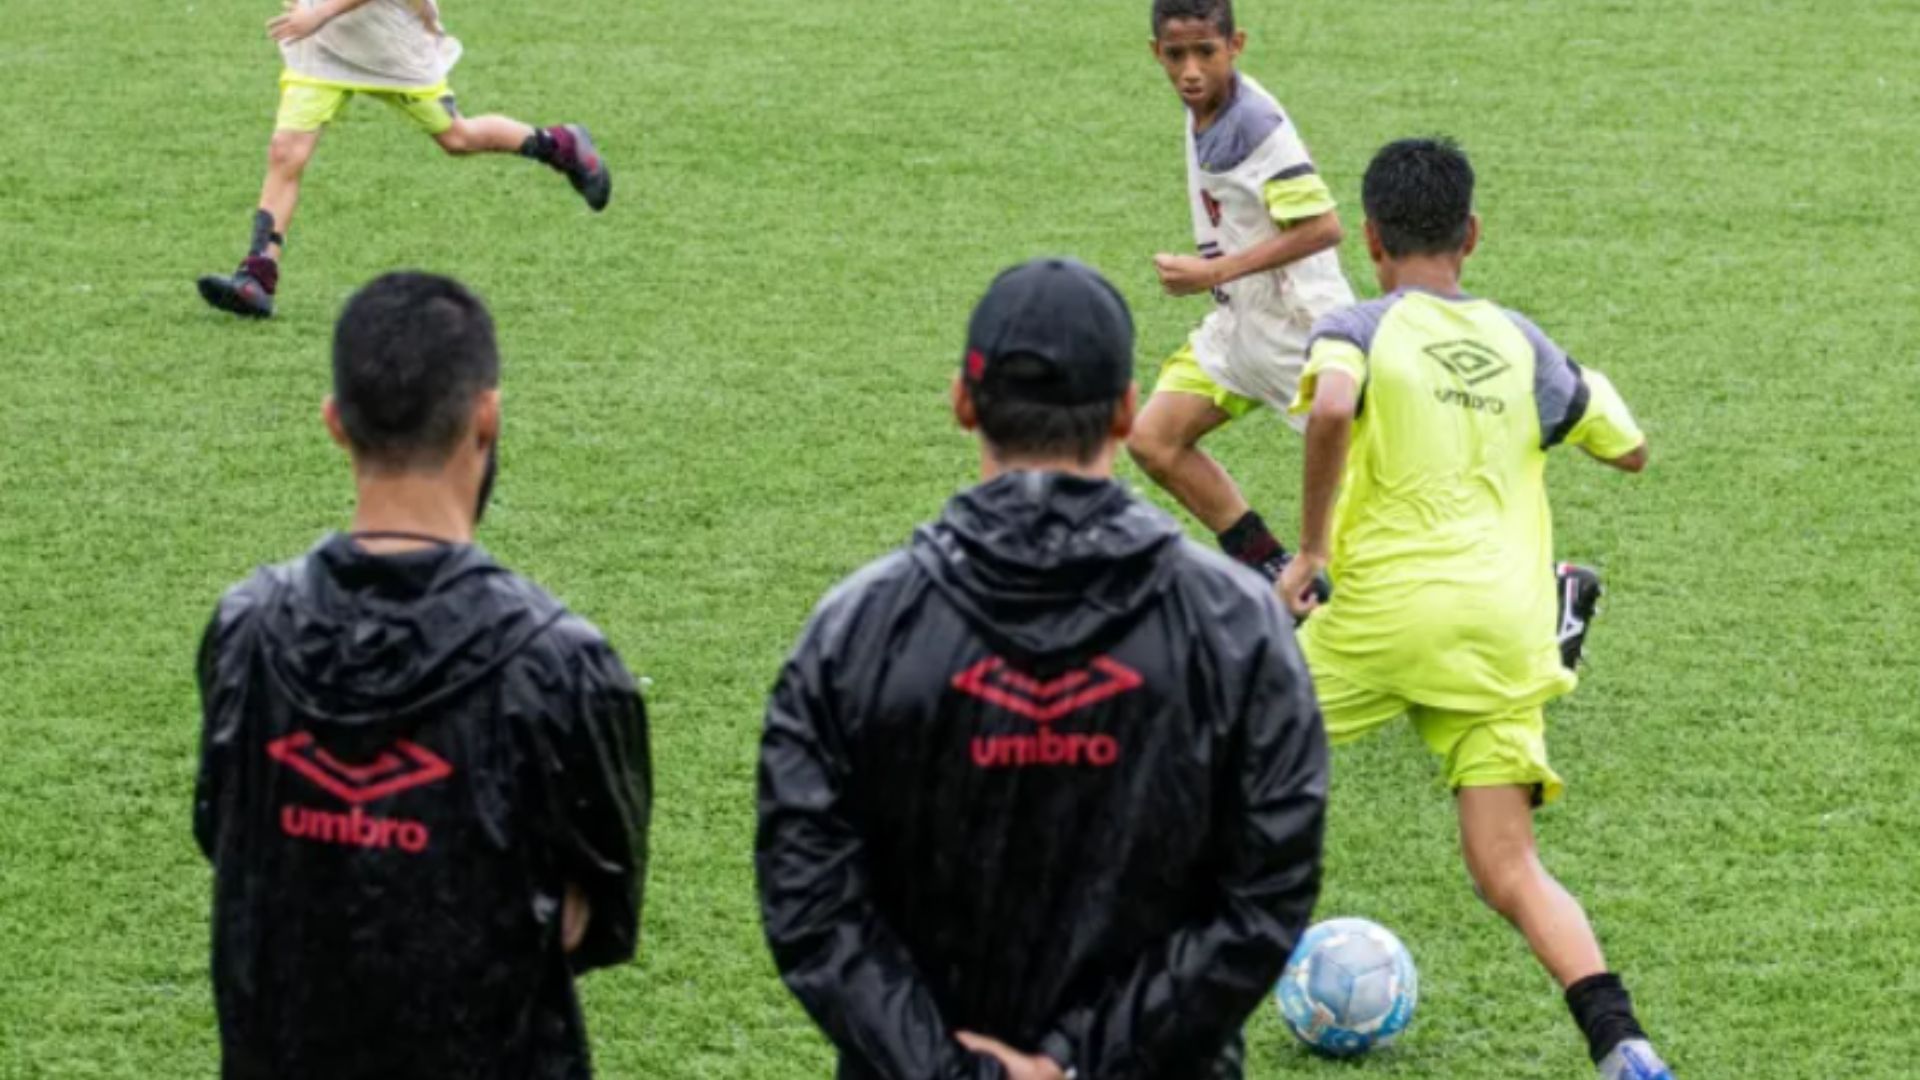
[1466,841,1538,916]
[434,122,475,155]
[267,132,315,173]
[1126,429,1178,476]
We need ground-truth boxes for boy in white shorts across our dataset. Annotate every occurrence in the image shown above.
[1129,0,1355,580]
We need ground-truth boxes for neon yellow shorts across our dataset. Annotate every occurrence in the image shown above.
[275,74,458,135]
[1308,660,1566,804]
[1152,343,1262,420]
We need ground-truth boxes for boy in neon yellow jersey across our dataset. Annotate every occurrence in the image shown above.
[1279,138,1673,1080]
[197,0,611,318]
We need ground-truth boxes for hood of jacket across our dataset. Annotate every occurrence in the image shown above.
[252,533,563,737]
[909,471,1184,662]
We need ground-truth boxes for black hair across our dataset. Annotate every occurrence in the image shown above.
[1361,137,1477,258]
[331,272,499,468]
[971,356,1122,466]
[1152,0,1234,38]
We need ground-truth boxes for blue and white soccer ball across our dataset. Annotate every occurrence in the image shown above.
[1275,917,1418,1058]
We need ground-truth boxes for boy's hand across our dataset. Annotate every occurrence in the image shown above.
[1153,253,1220,297]
[268,0,327,44]
[956,1033,1067,1080]
[1276,553,1327,619]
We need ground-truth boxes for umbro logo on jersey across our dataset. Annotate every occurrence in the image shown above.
[1424,339,1512,387]
[268,732,453,855]
[953,656,1142,769]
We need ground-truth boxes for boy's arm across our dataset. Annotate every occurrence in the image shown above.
[1566,367,1648,472]
[1277,367,1355,616]
[1156,159,1345,296]
[1155,211,1343,296]
[1519,311,1650,474]
[269,0,378,44]
[1275,336,1365,616]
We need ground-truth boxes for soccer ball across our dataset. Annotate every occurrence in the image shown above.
[1275,918,1418,1057]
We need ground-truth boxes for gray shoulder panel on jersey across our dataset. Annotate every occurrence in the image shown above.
[1307,296,1398,354]
[1193,77,1287,173]
[1507,309,1591,448]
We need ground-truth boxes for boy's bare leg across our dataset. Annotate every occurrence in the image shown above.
[437,115,613,212]
[1130,390,1309,581]
[1458,785,1669,1076]
[1127,391,1246,532]
[1458,784,1605,986]
[197,128,319,317]
[257,129,321,260]
[434,114,534,155]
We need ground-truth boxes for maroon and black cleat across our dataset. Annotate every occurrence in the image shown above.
[556,124,611,212]
[197,257,277,319]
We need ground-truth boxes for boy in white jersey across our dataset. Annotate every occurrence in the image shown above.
[1129,0,1354,581]
[196,0,613,319]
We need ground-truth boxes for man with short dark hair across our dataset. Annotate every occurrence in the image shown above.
[757,258,1329,1080]
[194,271,649,1079]
[1280,139,1671,1079]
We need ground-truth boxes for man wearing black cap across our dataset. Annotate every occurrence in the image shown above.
[756,258,1330,1080]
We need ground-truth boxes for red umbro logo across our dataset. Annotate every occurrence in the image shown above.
[952,656,1143,721]
[268,733,452,855]
[953,656,1142,769]
[267,732,452,804]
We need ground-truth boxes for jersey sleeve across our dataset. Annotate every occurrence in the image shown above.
[1290,338,1367,415]
[1290,300,1391,415]
[1244,123,1335,226]
[1515,309,1645,457]
[1263,165,1337,226]
[1564,367,1644,460]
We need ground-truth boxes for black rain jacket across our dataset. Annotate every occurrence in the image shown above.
[756,473,1328,1080]
[195,534,650,1080]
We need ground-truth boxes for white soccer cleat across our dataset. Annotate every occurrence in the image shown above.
[1598,1039,1674,1080]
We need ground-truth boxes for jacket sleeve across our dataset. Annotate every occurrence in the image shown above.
[194,587,258,862]
[556,634,652,973]
[192,608,224,861]
[755,620,1003,1080]
[1041,599,1330,1078]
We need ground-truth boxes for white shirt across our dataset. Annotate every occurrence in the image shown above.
[280,0,462,90]
[1185,75,1355,409]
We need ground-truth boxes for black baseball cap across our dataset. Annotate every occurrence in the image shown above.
[963,258,1135,405]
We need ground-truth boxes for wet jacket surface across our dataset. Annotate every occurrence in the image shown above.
[756,473,1329,1080]
[195,534,649,1079]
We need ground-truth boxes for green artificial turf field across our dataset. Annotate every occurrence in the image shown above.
[2,0,1916,1075]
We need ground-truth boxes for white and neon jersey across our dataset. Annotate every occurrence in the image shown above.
[280,0,462,91]
[1185,74,1355,412]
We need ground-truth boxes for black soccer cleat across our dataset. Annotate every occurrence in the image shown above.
[197,269,275,319]
[1556,562,1603,670]
[560,124,611,212]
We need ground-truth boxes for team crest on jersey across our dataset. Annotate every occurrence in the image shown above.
[1200,189,1224,228]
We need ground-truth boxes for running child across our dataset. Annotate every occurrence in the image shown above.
[197,0,611,318]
